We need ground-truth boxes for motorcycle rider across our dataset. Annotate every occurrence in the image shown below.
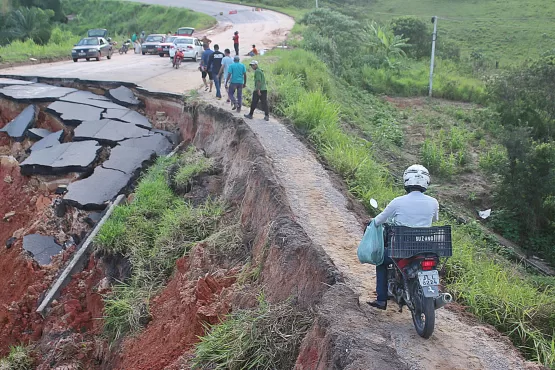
[368,164,439,310]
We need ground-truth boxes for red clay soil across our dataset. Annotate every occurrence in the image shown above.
[115,245,238,370]
[0,157,47,353]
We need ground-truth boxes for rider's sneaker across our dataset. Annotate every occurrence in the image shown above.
[264,115,270,121]
[368,300,387,310]
[244,114,253,119]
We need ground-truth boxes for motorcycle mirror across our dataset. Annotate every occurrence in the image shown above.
[370,198,378,209]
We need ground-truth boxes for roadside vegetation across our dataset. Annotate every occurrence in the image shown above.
[192,295,312,370]
[0,0,215,63]
[0,345,34,370]
[95,149,223,341]
[243,6,555,366]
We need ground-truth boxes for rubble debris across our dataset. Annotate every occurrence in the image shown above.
[73,119,153,146]
[27,128,52,141]
[61,90,128,110]
[0,83,76,102]
[46,101,103,127]
[30,130,64,152]
[102,145,155,174]
[0,105,38,142]
[64,167,133,210]
[22,234,63,265]
[107,86,140,107]
[20,140,101,176]
[119,135,172,156]
[5,237,16,249]
[3,211,15,221]
[103,109,152,129]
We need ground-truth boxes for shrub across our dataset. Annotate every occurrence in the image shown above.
[0,346,34,370]
[192,297,313,370]
[390,16,429,58]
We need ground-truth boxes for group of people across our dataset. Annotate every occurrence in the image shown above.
[199,31,269,121]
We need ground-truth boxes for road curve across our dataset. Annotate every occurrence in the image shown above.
[1,0,294,93]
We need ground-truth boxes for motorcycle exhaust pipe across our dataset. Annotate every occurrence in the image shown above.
[434,293,453,310]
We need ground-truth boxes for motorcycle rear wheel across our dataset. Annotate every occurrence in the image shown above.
[411,283,435,339]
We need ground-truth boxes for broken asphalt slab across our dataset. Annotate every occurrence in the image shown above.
[46,101,104,127]
[102,145,155,175]
[20,140,101,175]
[0,105,37,142]
[61,91,129,110]
[119,134,172,156]
[64,167,133,210]
[30,130,63,152]
[107,86,140,107]
[103,109,152,129]
[0,83,76,102]
[22,234,63,265]
[73,119,153,146]
[27,128,52,140]
[0,78,35,87]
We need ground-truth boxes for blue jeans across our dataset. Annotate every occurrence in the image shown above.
[376,252,393,302]
[213,73,222,98]
[229,83,243,108]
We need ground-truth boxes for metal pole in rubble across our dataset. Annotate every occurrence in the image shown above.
[428,16,438,97]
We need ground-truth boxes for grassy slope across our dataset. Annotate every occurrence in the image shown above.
[362,0,555,65]
[62,0,216,39]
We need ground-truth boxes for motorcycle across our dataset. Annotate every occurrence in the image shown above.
[119,40,131,54]
[371,198,453,338]
[172,48,184,69]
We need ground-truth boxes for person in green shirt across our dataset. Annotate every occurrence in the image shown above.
[244,60,269,121]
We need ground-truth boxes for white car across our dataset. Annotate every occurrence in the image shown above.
[169,37,203,62]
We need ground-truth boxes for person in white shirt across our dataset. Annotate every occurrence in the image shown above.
[369,164,439,310]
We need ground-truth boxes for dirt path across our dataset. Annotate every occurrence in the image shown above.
[199,90,536,370]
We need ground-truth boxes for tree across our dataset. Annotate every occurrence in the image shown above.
[390,16,429,58]
[364,21,410,59]
[6,6,54,44]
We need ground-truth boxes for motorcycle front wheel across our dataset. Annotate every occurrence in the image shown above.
[411,282,435,339]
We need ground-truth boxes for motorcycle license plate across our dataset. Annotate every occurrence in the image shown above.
[418,270,440,287]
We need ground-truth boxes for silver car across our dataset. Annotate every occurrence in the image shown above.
[141,34,165,55]
[71,37,113,62]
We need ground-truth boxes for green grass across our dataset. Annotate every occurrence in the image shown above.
[0,27,79,63]
[258,47,555,368]
[360,0,555,65]
[0,346,34,370]
[361,58,487,103]
[61,0,216,38]
[420,126,471,178]
[96,150,224,341]
[192,295,312,370]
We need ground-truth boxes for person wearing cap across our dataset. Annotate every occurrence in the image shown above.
[244,60,269,122]
[227,55,247,113]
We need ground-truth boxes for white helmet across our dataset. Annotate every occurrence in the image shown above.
[403,164,430,192]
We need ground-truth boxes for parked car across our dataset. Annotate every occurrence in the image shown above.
[156,36,178,57]
[175,27,194,37]
[141,34,165,55]
[71,37,113,62]
[169,37,203,62]
[87,29,108,38]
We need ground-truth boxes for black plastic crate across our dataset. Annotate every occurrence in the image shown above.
[387,225,453,258]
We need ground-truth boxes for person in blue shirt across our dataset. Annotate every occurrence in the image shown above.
[227,55,247,113]
[200,44,214,92]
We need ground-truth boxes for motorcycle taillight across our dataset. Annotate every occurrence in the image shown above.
[421,259,437,271]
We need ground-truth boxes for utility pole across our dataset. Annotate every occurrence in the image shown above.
[316,0,318,8]
[428,16,438,97]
